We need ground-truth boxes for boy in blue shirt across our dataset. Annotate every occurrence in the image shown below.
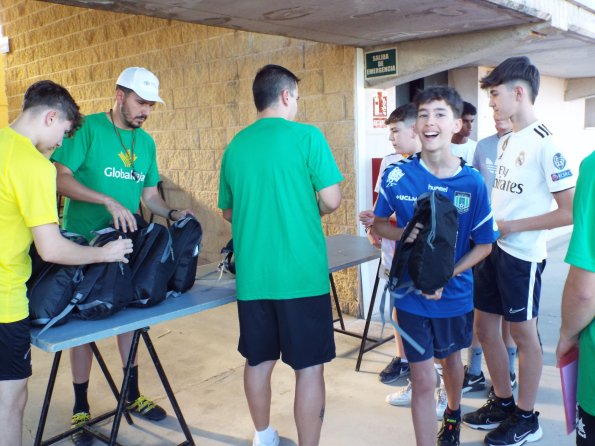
[373,86,498,446]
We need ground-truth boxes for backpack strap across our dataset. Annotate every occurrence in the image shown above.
[378,282,426,355]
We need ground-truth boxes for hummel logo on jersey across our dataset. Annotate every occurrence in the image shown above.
[509,307,525,314]
[513,431,531,442]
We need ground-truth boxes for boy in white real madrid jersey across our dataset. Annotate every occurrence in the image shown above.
[374,86,498,446]
[463,56,575,446]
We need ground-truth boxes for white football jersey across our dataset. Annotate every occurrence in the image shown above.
[492,121,575,262]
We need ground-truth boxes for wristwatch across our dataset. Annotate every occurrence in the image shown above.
[167,209,179,220]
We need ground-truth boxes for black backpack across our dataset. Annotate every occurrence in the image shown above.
[128,222,175,307]
[388,190,458,295]
[27,232,88,329]
[168,216,203,293]
[74,228,134,319]
[28,229,133,336]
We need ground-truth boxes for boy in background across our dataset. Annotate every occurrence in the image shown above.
[359,103,421,405]
[463,56,575,446]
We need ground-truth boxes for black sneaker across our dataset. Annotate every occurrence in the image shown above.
[462,397,515,430]
[437,415,461,445]
[488,372,518,399]
[485,410,543,446]
[127,395,167,421]
[462,365,486,393]
[378,357,410,384]
[71,412,94,446]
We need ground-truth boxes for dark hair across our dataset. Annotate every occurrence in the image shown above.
[386,103,417,125]
[462,101,477,116]
[252,64,300,112]
[23,80,82,136]
[479,56,540,104]
[116,85,134,96]
[413,86,463,118]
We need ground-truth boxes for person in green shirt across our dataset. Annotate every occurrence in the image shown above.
[1,80,132,446]
[219,64,342,446]
[51,67,192,446]
[557,151,595,446]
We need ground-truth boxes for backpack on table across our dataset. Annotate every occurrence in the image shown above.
[168,215,203,294]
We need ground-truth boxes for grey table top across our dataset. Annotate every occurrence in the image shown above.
[31,235,379,353]
[326,234,380,273]
[30,264,236,353]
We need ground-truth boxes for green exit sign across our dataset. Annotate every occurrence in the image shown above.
[365,48,398,79]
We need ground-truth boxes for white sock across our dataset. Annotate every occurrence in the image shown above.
[255,426,276,443]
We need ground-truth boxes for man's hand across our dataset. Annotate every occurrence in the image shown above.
[169,209,195,221]
[556,334,578,364]
[104,198,137,233]
[101,238,134,263]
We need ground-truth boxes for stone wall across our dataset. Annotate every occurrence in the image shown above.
[0,0,361,314]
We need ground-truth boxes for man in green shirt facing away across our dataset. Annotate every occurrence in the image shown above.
[557,150,595,446]
[219,64,342,446]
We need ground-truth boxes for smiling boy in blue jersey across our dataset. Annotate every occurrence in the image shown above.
[373,86,498,446]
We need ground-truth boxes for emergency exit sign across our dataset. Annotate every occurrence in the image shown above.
[365,49,397,79]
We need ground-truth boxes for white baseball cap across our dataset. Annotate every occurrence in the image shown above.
[116,67,164,104]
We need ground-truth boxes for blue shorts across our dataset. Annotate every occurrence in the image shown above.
[396,309,473,362]
[237,293,336,370]
[0,318,32,380]
[474,244,545,322]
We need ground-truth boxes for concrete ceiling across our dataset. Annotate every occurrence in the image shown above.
[43,0,595,79]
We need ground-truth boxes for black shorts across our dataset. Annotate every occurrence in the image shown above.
[577,405,595,446]
[474,244,545,322]
[396,309,473,362]
[237,293,336,370]
[0,318,32,380]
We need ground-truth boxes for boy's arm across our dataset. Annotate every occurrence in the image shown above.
[497,187,574,237]
[31,223,133,265]
[373,216,403,241]
[453,243,492,276]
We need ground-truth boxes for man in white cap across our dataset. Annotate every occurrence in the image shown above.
[52,67,192,446]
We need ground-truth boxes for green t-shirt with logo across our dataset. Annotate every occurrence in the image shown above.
[218,117,343,301]
[565,151,595,415]
[51,112,160,239]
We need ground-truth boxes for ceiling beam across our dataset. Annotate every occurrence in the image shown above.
[364,22,558,89]
[565,77,595,100]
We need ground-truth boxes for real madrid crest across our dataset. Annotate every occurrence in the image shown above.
[515,151,525,166]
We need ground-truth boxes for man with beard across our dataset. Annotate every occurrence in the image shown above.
[51,67,192,446]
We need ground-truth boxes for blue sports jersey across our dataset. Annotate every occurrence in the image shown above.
[375,153,499,318]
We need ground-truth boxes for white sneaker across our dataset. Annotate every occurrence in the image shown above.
[385,379,412,406]
[253,430,280,446]
[435,384,448,419]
